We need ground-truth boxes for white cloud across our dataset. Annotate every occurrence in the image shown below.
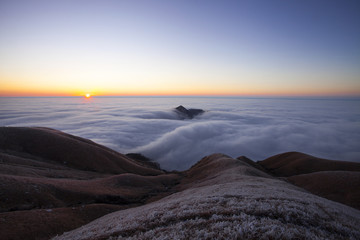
[1,97,359,170]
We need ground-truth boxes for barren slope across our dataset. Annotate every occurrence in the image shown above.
[258,151,360,210]
[288,171,360,210]
[0,127,175,240]
[258,151,360,177]
[54,154,360,240]
[0,127,163,176]
[2,128,360,240]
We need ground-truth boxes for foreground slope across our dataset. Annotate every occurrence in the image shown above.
[54,154,360,240]
[0,127,176,240]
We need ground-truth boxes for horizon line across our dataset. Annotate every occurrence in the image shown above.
[1,94,360,99]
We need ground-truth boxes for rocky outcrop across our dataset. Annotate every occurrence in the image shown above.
[174,105,204,119]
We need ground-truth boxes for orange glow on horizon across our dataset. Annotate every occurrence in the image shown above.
[1,79,359,98]
[1,89,360,98]
[1,70,359,98]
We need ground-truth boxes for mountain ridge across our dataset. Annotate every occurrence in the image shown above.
[0,127,359,239]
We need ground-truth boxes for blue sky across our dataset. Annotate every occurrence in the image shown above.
[1,0,359,96]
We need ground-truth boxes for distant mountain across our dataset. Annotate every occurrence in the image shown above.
[0,127,359,240]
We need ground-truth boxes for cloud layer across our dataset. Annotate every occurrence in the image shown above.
[1,97,359,170]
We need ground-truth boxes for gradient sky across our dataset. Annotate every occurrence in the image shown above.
[0,0,359,96]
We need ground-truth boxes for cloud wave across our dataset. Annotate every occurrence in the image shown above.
[1,97,359,170]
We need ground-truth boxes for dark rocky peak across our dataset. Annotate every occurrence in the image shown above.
[174,105,204,119]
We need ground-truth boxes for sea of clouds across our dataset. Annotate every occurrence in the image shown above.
[1,96,359,170]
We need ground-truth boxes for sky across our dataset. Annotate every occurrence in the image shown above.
[0,0,360,96]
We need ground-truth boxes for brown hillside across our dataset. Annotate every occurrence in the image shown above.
[54,153,360,240]
[0,127,163,176]
[1,128,360,240]
[288,171,360,210]
[0,127,178,240]
[178,153,272,191]
[0,173,180,213]
[0,204,127,240]
[258,151,360,177]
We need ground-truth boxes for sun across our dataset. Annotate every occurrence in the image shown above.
[85,93,91,98]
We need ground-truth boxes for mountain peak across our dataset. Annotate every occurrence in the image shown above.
[174,105,204,119]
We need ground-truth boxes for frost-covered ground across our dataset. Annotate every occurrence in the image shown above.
[53,154,360,240]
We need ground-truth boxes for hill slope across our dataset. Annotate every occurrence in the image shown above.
[1,128,359,239]
[0,127,163,176]
[258,151,360,210]
[54,154,360,240]
[0,127,174,240]
[258,151,360,177]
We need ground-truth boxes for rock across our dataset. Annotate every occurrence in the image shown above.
[174,105,204,119]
